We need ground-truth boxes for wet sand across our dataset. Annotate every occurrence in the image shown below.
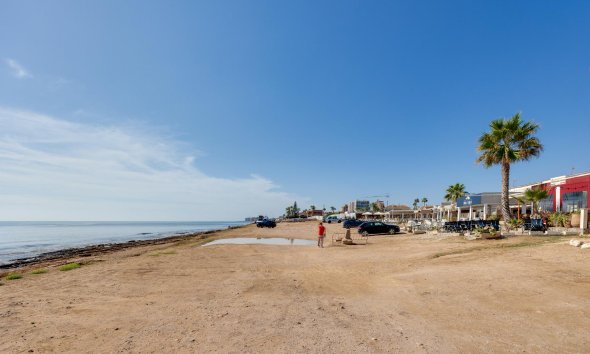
[1,221,589,353]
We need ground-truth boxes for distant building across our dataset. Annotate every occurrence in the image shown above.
[385,204,411,211]
[452,192,504,220]
[348,200,370,213]
[386,204,444,221]
[303,209,324,217]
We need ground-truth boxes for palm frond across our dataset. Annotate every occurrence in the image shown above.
[477,112,543,166]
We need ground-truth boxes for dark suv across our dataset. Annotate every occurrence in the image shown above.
[256,219,276,228]
[342,219,365,229]
[358,221,400,236]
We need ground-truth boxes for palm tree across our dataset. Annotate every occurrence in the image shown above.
[524,188,549,215]
[444,183,467,220]
[412,198,419,210]
[421,197,428,207]
[511,194,528,220]
[444,183,467,206]
[330,206,336,213]
[310,205,316,211]
[476,113,543,222]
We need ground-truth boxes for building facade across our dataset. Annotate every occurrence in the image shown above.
[510,171,590,213]
[442,192,504,220]
[348,200,370,213]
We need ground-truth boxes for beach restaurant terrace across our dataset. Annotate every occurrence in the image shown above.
[451,192,504,221]
[387,207,438,221]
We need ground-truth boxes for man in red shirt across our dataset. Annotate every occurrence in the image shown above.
[317,222,326,248]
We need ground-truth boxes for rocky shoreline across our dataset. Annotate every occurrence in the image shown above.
[0,224,248,271]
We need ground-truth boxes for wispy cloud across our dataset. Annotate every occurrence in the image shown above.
[5,58,32,79]
[0,107,300,220]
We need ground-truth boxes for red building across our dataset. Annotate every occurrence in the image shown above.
[510,171,590,212]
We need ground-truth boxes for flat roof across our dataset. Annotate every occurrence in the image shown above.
[510,170,590,189]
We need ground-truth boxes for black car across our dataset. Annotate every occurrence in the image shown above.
[256,219,276,228]
[358,221,400,236]
[342,219,365,229]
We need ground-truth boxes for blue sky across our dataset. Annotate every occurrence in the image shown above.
[1,1,589,220]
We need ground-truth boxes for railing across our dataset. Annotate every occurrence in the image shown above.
[331,231,368,245]
[442,220,500,233]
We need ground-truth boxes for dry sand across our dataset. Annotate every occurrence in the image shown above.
[1,221,590,353]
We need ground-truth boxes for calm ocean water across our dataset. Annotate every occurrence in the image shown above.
[0,221,248,265]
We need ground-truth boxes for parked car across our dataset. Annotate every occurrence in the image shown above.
[342,219,365,229]
[358,221,400,236]
[256,219,276,228]
[323,215,342,223]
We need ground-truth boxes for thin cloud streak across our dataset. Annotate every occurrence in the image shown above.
[0,107,300,220]
[5,58,32,78]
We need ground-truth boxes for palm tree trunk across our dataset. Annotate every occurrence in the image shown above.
[501,161,511,224]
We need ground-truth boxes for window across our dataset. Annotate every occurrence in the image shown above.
[561,191,587,212]
[538,195,554,212]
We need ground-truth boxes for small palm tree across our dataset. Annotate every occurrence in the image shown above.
[421,197,428,207]
[477,113,543,222]
[524,188,549,215]
[330,206,336,213]
[444,183,467,207]
[511,194,528,220]
[412,198,419,210]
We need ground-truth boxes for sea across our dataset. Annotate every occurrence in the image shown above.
[0,221,248,265]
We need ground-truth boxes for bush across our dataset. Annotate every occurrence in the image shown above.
[31,269,48,275]
[507,218,523,230]
[486,214,500,221]
[5,273,22,280]
[474,225,497,236]
[548,212,569,227]
[59,263,81,271]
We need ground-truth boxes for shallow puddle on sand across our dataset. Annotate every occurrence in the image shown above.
[202,237,316,246]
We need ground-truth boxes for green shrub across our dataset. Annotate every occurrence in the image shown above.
[59,263,81,271]
[5,273,22,280]
[507,218,523,230]
[548,212,569,227]
[474,225,497,236]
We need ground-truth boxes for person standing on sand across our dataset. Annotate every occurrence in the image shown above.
[317,222,326,248]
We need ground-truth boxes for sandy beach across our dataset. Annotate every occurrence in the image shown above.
[1,221,590,353]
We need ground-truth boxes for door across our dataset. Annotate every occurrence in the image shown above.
[374,222,386,233]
